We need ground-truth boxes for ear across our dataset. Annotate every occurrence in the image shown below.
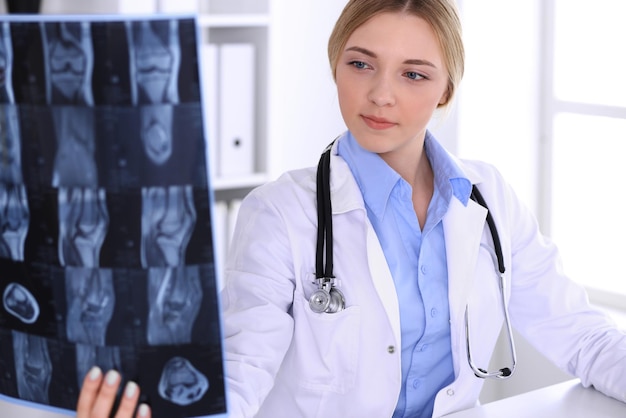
[438,85,451,107]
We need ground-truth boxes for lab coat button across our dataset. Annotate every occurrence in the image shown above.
[387,345,395,354]
[447,388,455,396]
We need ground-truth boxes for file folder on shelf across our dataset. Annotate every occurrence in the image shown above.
[218,43,255,177]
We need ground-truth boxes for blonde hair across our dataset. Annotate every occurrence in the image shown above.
[328,0,464,107]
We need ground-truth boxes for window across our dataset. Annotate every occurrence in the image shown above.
[543,0,626,299]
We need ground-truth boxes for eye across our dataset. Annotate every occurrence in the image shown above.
[405,71,425,81]
[348,60,369,70]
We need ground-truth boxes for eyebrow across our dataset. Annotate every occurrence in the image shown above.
[345,46,438,68]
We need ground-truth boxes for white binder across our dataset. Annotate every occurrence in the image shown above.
[218,43,255,177]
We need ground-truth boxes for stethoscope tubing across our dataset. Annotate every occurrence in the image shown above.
[465,186,517,379]
[316,144,334,280]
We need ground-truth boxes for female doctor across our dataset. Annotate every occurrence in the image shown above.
[77,0,626,417]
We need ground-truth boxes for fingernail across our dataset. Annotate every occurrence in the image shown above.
[124,381,138,398]
[88,366,102,381]
[138,403,150,417]
[105,370,120,386]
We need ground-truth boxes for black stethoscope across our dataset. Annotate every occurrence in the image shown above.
[309,142,517,379]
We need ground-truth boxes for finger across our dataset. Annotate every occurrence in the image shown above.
[76,366,103,418]
[136,403,152,418]
[114,381,140,418]
[90,370,123,418]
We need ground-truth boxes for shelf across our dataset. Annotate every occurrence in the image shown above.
[198,13,270,28]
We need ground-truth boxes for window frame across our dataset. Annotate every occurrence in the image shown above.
[538,0,626,312]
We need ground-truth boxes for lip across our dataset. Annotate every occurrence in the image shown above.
[361,114,396,130]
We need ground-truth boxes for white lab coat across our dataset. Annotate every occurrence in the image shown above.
[221,139,626,418]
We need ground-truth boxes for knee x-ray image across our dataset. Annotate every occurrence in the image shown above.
[0,106,23,184]
[0,16,225,418]
[50,107,97,188]
[42,21,94,106]
[147,266,202,345]
[0,184,29,261]
[58,187,109,267]
[128,20,179,105]
[158,356,209,406]
[141,185,196,268]
[13,331,52,404]
[65,267,115,346]
[3,282,40,324]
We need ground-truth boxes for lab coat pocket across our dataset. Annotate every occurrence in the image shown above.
[287,297,361,394]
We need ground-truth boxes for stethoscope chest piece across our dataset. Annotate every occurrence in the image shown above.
[309,278,345,314]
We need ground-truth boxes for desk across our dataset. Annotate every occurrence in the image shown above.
[445,379,626,418]
[1,379,625,418]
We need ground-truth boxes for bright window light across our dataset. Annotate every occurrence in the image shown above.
[551,113,626,296]
[554,0,626,107]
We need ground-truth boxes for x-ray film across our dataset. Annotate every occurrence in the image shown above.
[0,15,226,418]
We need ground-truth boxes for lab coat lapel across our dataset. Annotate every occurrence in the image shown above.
[443,196,486,378]
[443,196,487,329]
[367,224,401,345]
[329,147,401,345]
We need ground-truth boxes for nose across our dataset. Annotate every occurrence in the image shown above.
[367,72,396,107]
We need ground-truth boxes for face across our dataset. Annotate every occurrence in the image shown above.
[335,12,449,160]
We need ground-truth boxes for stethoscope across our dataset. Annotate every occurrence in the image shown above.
[309,142,517,380]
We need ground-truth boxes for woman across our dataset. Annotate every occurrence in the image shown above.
[77,1,626,417]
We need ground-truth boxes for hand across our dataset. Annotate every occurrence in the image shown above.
[76,367,151,418]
